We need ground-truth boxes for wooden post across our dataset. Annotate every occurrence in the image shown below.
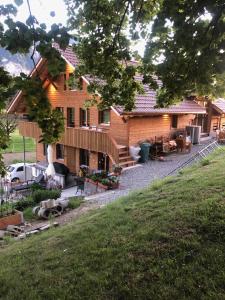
[23,136,27,181]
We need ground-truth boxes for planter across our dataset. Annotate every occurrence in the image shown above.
[0,210,24,230]
[110,182,119,189]
[88,179,98,186]
[97,182,109,190]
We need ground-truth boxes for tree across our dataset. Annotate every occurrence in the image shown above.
[65,0,225,107]
[0,1,70,176]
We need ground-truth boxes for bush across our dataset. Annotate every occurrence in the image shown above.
[68,197,83,209]
[23,207,35,221]
[32,189,61,204]
[14,196,34,211]
[201,158,210,166]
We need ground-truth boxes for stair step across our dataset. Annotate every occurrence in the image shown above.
[119,156,132,161]
[119,160,136,167]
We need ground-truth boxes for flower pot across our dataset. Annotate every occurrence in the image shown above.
[0,210,24,230]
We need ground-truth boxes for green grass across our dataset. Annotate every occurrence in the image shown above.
[68,196,84,209]
[2,129,36,153]
[0,150,225,299]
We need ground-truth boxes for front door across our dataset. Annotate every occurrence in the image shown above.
[197,115,208,133]
[66,146,76,173]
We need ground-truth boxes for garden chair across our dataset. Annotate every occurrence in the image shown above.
[217,131,225,144]
[10,174,46,193]
[176,137,192,153]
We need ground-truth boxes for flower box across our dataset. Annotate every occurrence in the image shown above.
[97,182,109,190]
[88,179,98,186]
[0,210,24,230]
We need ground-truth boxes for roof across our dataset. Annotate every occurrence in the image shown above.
[114,75,206,115]
[212,98,225,114]
[7,45,206,115]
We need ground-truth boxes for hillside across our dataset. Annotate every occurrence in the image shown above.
[0,150,225,299]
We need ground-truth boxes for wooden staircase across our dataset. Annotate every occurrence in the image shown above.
[117,145,136,169]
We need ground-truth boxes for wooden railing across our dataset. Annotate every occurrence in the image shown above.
[18,120,120,163]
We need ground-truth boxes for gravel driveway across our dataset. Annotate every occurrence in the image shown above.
[86,141,213,206]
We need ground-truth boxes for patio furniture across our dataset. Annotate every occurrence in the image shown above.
[10,174,46,193]
[217,131,225,143]
[176,137,192,153]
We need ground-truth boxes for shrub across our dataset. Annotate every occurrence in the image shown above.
[68,197,83,209]
[14,196,34,211]
[23,207,35,221]
[32,189,61,204]
[201,158,210,166]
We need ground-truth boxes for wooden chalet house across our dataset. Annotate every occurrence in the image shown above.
[7,45,206,173]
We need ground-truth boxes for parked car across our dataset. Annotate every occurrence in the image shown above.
[6,163,33,182]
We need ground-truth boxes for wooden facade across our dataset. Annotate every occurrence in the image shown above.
[10,50,206,173]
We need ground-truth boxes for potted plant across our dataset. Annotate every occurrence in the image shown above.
[112,164,122,176]
[108,176,119,189]
[98,178,110,190]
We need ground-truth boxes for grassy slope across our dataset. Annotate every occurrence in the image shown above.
[0,151,225,299]
[3,129,35,153]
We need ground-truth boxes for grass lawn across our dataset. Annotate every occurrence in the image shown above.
[0,150,225,299]
[2,129,36,153]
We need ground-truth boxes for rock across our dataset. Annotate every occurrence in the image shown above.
[0,230,5,239]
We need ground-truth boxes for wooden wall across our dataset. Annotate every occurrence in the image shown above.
[128,114,196,146]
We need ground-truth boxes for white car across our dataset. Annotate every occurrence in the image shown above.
[6,163,33,182]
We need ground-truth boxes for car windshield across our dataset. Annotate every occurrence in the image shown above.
[7,166,15,172]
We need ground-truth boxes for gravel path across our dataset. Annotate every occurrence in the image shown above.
[86,141,213,206]
[26,140,214,229]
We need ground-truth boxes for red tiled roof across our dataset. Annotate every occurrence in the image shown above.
[53,45,206,115]
[53,43,80,67]
[212,98,225,114]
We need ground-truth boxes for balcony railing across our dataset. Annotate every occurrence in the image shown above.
[18,120,120,163]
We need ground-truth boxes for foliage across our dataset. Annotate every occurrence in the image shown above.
[31,189,61,204]
[201,158,210,166]
[0,114,17,176]
[0,151,225,298]
[68,196,83,209]
[0,201,14,217]
[0,1,70,174]
[23,207,34,221]
[13,196,34,211]
[65,0,225,108]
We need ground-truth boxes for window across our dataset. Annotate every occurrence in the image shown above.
[99,109,110,124]
[80,149,89,166]
[67,107,75,127]
[98,153,109,172]
[56,144,64,159]
[68,73,77,90]
[43,144,47,156]
[56,107,64,114]
[171,115,178,128]
[80,108,90,127]
[63,73,67,91]
[17,166,24,172]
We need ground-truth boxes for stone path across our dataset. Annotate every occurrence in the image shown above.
[84,141,214,206]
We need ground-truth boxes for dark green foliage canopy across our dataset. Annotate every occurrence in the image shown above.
[66,0,225,107]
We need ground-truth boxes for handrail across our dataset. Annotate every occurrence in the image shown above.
[18,120,120,163]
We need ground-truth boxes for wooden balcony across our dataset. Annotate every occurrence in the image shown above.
[18,120,120,163]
